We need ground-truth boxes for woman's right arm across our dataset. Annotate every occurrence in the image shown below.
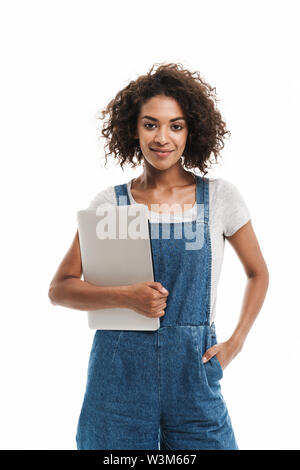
[48,230,130,311]
[48,230,168,316]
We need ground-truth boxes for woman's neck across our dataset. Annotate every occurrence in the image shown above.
[134,163,196,191]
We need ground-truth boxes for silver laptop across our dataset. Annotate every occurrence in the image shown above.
[77,204,159,331]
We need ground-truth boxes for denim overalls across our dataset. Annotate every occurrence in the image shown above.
[76,175,238,450]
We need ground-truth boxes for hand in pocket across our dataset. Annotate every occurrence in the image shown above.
[202,339,240,371]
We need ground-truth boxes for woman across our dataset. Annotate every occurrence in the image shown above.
[48,63,269,450]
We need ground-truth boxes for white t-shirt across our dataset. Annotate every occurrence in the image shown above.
[87,177,251,323]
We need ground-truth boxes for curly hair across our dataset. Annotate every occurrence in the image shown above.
[98,62,230,176]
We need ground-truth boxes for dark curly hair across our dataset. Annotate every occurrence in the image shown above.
[98,62,230,176]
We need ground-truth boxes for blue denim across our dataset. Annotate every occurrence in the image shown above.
[76,176,238,450]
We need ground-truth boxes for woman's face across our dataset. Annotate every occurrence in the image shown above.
[135,95,189,170]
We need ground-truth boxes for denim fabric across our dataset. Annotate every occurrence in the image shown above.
[76,176,238,450]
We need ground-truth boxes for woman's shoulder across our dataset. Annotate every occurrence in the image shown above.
[206,176,249,204]
[207,176,241,194]
[87,184,117,209]
[206,177,251,235]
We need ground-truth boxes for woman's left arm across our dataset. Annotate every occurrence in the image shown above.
[202,220,269,369]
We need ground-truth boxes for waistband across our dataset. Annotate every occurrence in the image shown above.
[158,321,215,330]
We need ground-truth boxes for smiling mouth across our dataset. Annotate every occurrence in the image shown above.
[150,148,174,154]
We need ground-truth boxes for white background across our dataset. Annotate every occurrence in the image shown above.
[0,0,299,450]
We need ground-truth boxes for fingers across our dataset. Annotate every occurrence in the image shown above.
[156,300,167,310]
[146,310,165,318]
[202,345,218,363]
[147,281,169,297]
[137,306,166,318]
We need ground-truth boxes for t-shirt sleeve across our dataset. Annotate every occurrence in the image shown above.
[87,185,116,209]
[220,179,251,237]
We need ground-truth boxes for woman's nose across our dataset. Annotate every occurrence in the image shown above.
[153,129,169,145]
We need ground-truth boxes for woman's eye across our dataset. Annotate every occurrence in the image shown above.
[144,123,183,131]
[144,123,155,129]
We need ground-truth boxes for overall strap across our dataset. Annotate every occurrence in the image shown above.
[196,175,209,224]
[114,183,131,206]
[203,177,209,224]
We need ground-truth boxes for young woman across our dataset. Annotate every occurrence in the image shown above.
[48,63,269,450]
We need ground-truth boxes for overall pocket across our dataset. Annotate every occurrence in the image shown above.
[204,327,224,383]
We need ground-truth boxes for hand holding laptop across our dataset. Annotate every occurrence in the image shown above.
[121,281,169,318]
[77,204,167,330]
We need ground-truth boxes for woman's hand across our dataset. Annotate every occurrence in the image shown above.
[122,281,169,318]
[202,338,243,370]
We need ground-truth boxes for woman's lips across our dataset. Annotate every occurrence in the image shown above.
[150,149,174,158]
